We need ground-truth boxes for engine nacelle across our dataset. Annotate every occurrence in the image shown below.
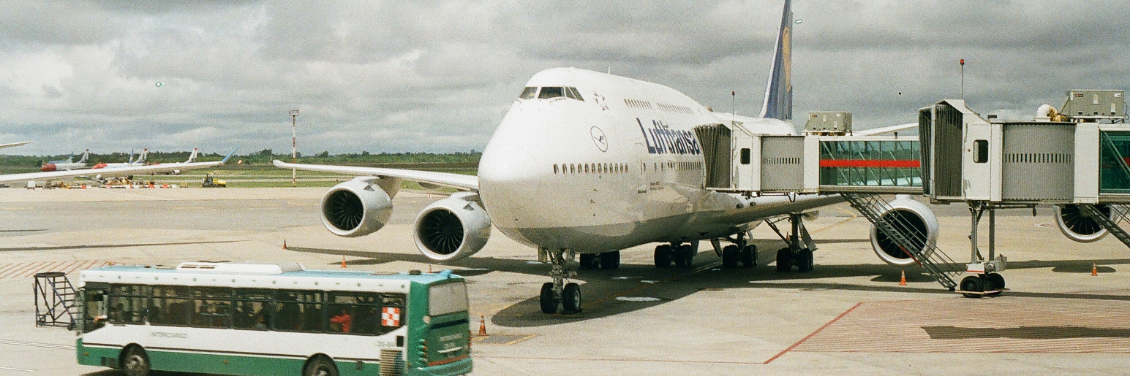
[414,192,491,263]
[320,177,393,237]
[869,195,940,266]
[1055,204,1112,243]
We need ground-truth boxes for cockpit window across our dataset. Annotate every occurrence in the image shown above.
[522,86,583,101]
[565,87,584,101]
[538,87,564,99]
[519,87,537,99]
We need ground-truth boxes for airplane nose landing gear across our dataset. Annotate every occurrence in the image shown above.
[539,248,582,314]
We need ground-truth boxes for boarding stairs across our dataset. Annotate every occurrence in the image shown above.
[34,272,76,328]
[1078,204,1130,249]
[841,193,962,290]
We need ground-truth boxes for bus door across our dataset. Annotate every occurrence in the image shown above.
[79,282,109,333]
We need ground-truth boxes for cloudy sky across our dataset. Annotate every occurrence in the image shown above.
[2,0,1128,156]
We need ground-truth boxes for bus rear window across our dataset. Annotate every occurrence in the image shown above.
[429,282,468,316]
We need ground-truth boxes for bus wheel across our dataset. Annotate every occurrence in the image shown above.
[121,345,150,376]
[304,355,339,376]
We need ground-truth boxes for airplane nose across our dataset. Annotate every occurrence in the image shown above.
[478,141,543,225]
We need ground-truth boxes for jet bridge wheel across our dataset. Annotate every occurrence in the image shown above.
[985,273,1005,293]
[540,282,558,313]
[959,276,985,298]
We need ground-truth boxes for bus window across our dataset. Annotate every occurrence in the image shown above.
[151,285,190,326]
[429,282,468,317]
[192,287,233,328]
[233,289,274,331]
[276,290,325,332]
[327,293,358,334]
[109,284,149,325]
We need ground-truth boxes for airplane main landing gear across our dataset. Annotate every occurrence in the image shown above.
[539,248,582,314]
[767,213,815,273]
[579,250,620,270]
[720,232,757,269]
[653,242,697,268]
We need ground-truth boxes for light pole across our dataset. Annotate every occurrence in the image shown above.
[290,109,299,187]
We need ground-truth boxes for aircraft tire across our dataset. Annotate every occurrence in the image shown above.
[741,245,757,268]
[654,245,673,268]
[721,245,739,268]
[540,283,558,313]
[775,248,793,272]
[579,254,599,270]
[562,283,582,314]
[599,251,620,270]
[796,249,814,273]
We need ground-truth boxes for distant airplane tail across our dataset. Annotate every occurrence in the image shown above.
[758,0,793,121]
[185,148,199,163]
[136,149,148,165]
[77,149,89,164]
[220,146,241,164]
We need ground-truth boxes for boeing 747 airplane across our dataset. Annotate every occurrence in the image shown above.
[276,0,938,314]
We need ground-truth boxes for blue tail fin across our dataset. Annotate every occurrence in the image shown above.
[759,0,793,120]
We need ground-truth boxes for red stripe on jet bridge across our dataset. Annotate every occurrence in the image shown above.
[819,159,921,168]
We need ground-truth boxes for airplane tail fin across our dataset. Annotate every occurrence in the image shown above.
[136,149,148,164]
[220,146,241,165]
[758,0,793,121]
[78,149,89,164]
[185,148,199,163]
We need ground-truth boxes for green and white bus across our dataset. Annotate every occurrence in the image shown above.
[75,262,472,376]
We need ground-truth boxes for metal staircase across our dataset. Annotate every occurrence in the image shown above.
[1078,204,1130,248]
[34,272,76,328]
[842,193,961,290]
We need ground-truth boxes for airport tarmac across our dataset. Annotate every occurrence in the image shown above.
[1,188,1129,375]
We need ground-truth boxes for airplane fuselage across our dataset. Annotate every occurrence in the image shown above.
[478,68,803,253]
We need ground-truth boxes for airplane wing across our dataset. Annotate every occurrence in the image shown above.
[0,159,228,185]
[273,160,478,191]
[0,141,31,150]
[853,122,917,136]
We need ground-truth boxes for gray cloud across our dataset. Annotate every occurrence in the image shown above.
[0,0,1127,156]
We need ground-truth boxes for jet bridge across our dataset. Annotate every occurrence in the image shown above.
[706,92,1130,296]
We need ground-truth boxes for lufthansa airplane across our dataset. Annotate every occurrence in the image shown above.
[276,0,935,314]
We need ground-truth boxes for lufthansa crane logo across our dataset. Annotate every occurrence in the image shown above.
[591,126,609,152]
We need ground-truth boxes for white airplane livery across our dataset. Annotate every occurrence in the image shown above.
[276,0,938,314]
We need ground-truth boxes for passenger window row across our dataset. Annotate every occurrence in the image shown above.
[643,161,704,172]
[554,162,629,175]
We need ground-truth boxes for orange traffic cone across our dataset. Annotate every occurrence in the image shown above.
[341,255,347,269]
[1092,263,1098,276]
[282,239,287,250]
[478,315,487,336]
[899,270,907,286]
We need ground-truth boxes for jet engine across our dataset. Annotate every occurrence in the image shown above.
[869,195,940,266]
[320,177,393,237]
[413,192,491,262]
[1054,204,1113,243]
